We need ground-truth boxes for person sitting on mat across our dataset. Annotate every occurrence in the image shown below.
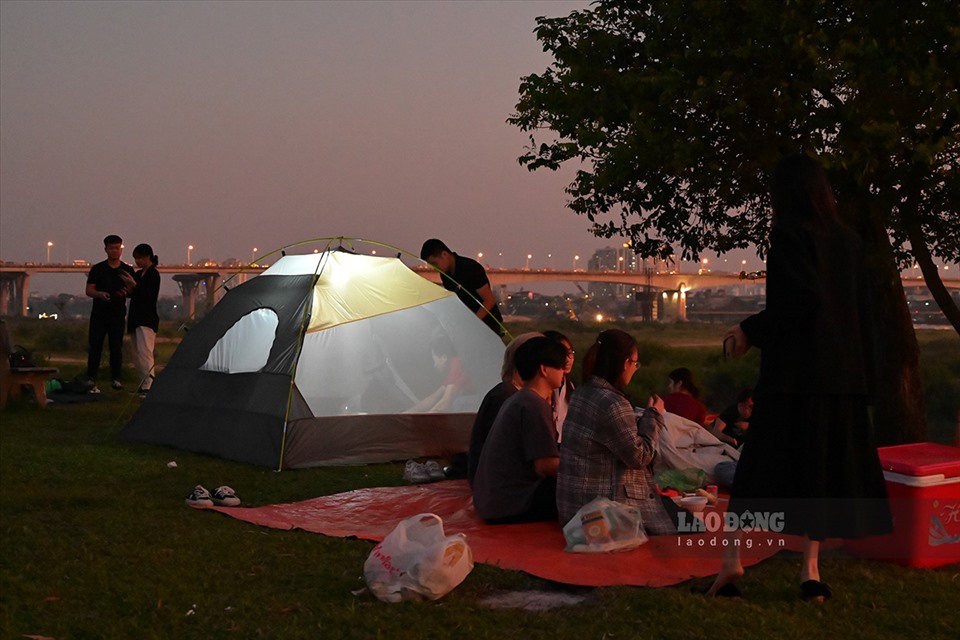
[557,329,678,535]
[663,367,710,428]
[407,332,471,413]
[472,336,568,524]
[543,329,576,443]
[709,388,753,448]
[465,331,543,485]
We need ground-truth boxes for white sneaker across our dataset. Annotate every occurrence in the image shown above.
[212,486,241,507]
[403,460,430,484]
[424,460,446,481]
[88,386,101,394]
[185,485,213,508]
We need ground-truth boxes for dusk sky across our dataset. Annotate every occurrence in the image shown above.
[1,1,767,295]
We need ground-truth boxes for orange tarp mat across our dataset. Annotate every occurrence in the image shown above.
[208,480,805,587]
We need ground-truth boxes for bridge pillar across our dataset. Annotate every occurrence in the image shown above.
[173,273,222,318]
[0,272,30,317]
[173,274,201,319]
[633,288,656,322]
[203,274,221,308]
[658,289,688,322]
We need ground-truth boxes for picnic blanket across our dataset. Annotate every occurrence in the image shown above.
[208,480,807,587]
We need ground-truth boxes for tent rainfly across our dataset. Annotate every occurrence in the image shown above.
[121,251,505,468]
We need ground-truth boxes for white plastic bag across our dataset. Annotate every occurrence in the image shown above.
[562,497,649,553]
[363,513,474,602]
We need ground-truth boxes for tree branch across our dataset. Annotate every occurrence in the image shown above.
[903,209,960,335]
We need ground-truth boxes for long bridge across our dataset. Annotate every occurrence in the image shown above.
[0,261,955,318]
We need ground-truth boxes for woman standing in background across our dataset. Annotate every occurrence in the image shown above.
[707,153,891,601]
[128,244,160,396]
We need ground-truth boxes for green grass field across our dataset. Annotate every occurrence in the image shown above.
[1,319,958,639]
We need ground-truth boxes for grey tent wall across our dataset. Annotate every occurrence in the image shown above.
[121,274,316,467]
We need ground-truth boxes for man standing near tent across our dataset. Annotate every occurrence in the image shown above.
[420,239,505,336]
[85,234,135,392]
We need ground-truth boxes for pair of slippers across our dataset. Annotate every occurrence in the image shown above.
[695,579,832,601]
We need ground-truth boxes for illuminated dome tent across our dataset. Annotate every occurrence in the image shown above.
[122,250,505,468]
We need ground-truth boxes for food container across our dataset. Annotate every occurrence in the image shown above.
[846,443,960,568]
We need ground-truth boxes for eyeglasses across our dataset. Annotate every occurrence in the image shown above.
[566,350,576,359]
[628,359,639,368]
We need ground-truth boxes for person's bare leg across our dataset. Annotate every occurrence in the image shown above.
[800,538,820,583]
[799,538,833,601]
[706,529,744,596]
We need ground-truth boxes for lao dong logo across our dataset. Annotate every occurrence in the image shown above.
[677,510,786,534]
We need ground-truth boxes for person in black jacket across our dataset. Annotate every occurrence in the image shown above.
[127,243,161,395]
[706,153,892,602]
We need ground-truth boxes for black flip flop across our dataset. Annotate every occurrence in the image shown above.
[800,580,832,601]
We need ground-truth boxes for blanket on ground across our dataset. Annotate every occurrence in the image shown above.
[208,480,805,587]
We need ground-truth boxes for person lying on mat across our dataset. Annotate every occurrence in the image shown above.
[557,329,678,535]
[472,336,568,524]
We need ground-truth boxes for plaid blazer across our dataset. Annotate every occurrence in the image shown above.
[557,377,675,535]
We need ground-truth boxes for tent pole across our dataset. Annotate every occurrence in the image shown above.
[275,242,334,471]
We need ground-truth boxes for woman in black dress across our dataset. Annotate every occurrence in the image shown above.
[707,153,892,601]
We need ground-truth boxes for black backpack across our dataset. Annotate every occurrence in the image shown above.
[8,345,35,369]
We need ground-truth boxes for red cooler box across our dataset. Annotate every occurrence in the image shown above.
[847,442,960,568]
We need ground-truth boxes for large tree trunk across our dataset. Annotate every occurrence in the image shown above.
[860,217,928,445]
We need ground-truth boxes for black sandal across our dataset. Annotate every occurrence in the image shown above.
[800,580,832,602]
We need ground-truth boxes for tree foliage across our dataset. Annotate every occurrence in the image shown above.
[510,0,959,329]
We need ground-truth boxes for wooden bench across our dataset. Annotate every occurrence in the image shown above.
[1,319,59,409]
